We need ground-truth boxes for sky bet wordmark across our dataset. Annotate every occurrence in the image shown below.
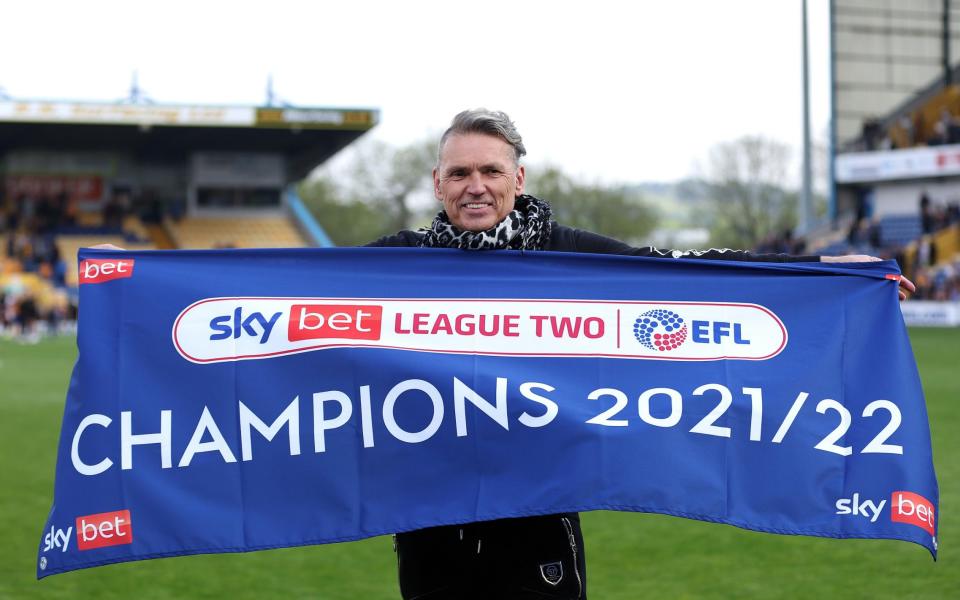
[38,248,939,578]
[78,258,134,284]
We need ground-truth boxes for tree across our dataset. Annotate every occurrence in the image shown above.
[297,176,394,247]
[299,136,440,246]
[341,137,438,232]
[525,166,658,244]
[700,136,798,249]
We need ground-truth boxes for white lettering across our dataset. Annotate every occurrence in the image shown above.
[121,410,172,470]
[638,388,682,428]
[836,493,887,523]
[517,382,558,428]
[454,377,509,437]
[178,407,237,467]
[312,391,353,453]
[239,397,301,461]
[382,379,444,444]
[359,385,375,448]
[72,414,114,475]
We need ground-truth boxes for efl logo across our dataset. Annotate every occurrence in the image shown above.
[76,509,133,551]
[634,309,688,351]
[288,304,382,341]
[632,305,773,357]
[891,491,935,535]
[79,259,135,284]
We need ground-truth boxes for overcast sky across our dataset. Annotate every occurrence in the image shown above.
[1,0,831,185]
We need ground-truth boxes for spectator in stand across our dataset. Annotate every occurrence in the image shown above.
[16,295,40,343]
[915,235,937,272]
[898,115,914,148]
[948,201,960,225]
[912,258,960,301]
[919,191,934,234]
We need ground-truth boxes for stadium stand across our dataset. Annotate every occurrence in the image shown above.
[1,97,377,341]
[824,4,960,308]
[885,85,960,150]
[879,215,923,248]
[165,215,307,249]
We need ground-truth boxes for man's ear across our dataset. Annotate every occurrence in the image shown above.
[433,167,442,200]
[515,165,525,195]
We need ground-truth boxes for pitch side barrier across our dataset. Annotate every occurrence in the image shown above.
[37,248,939,577]
[899,299,960,327]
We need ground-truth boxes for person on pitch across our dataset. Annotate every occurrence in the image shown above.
[368,108,914,600]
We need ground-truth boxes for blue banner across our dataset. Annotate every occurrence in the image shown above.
[38,248,939,578]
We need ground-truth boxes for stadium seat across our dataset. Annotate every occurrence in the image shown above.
[879,214,923,248]
[165,216,308,249]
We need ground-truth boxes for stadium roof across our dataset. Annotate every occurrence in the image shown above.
[0,100,379,180]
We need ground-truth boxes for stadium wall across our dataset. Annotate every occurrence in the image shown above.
[900,300,960,326]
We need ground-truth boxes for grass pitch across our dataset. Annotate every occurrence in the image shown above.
[1,330,957,599]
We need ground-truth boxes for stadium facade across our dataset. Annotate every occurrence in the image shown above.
[825,0,960,318]
[0,98,378,248]
[832,0,960,220]
[0,98,377,336]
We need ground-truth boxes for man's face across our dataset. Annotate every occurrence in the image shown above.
[434,133,525,232]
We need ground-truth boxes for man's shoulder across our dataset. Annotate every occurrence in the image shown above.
[365,230,423,247]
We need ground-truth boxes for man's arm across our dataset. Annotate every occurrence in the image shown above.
[554,227,914,299]
[558,226,816,261]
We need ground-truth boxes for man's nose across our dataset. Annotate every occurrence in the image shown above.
[466,173,485,195]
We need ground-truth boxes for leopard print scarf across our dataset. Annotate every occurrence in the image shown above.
[418,195,553,250]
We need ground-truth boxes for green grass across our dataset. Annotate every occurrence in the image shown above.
[2,330,958,599]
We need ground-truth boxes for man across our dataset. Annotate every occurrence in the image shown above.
[369,109,914,599]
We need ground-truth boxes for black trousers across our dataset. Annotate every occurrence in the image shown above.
[396,513,586,600]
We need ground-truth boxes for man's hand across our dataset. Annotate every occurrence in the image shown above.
[820,254,915,300]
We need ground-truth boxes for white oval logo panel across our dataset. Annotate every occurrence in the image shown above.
[172,298,788,364]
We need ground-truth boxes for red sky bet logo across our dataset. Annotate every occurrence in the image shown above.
[288,304,382,341]
[891,491,935,535]
[76,509,133,551]
[79,259,135,284]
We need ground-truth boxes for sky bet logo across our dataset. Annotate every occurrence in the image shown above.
[42,525,73,554]
[78,259,135,284]
[891,491,936,535]
[173,298,786,363]
[835,491,936,536]
[209,307,282,344]
[206,304,382,345]
[288,304,382,342]
[76,509,133,551]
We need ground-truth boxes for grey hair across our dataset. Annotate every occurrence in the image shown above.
[437,108,526,166]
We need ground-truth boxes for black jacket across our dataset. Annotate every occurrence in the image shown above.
[378,222,816,600]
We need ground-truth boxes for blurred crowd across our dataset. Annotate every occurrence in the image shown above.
[908,193,960,300]
[754,229,808,256]
[859,108,960,151]
[1,192,77,343]
[754,191,960,304]
[912,256,960,301]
